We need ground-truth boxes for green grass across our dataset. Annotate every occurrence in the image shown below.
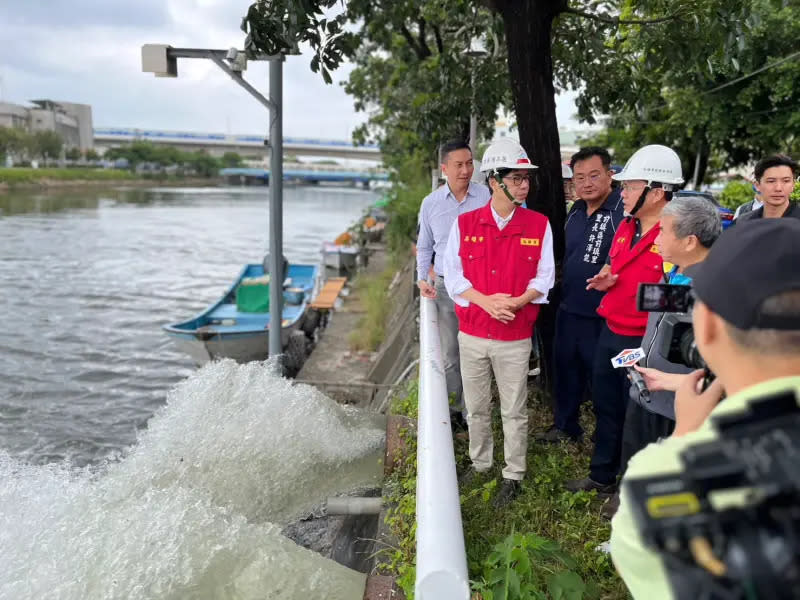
[348,265,398,352]
[0,167,136,184]
[382,382,628,600]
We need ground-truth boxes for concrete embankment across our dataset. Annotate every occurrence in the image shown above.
[292,241,419,600]
[297,243,417,410]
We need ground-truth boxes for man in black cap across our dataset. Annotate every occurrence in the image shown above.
[610,218,800,599]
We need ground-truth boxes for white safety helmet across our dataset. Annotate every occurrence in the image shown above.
[612,144,684,190]
[561,163,573,179]
[479,137,538,173]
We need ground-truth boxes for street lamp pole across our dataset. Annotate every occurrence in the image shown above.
[142,44,286,371]
[463,38,488,158]
[468,87,478,157]
[267,59,284,360]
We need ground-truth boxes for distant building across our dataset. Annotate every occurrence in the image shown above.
[0,99,93,150]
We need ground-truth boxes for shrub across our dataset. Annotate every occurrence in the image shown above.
[718,180,753,210]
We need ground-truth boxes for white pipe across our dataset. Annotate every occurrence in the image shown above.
[393,358,420,387]
[325,497,383,516]
[415,297,470,600]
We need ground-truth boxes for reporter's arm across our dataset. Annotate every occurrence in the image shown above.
[633,365,688,393]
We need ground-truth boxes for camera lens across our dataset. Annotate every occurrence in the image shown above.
[679,329,707,370]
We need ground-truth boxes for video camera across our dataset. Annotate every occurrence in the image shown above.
[637,283,708,372]
[625,389,800,599]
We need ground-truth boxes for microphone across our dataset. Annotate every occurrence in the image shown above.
[610,347,650,401]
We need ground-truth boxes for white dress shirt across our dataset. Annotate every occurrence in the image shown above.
[442,205,555,307]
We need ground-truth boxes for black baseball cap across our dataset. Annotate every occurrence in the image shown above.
[685,219,800,330]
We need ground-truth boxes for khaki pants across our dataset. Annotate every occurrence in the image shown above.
[458,331,531,481]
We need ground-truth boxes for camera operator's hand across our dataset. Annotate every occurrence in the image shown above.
[672,370,725,437]
[633,365,686,392]
[586,265,618,291]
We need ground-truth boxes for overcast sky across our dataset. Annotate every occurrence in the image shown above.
[0,0,580,141]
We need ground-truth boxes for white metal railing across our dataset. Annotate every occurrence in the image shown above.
[415,297,470,600]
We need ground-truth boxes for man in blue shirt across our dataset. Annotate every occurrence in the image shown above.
[536,147,624,443]
[417,140,491,426]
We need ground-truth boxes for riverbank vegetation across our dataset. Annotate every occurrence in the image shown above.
[0,167,136,185]
[381,384,627,599]
[348,264,399,352]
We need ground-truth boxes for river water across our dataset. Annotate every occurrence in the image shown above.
[0,185,385,599]
[0,185,378,466]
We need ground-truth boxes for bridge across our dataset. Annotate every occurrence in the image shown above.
[219,166,388,186]
[93,127,383,162]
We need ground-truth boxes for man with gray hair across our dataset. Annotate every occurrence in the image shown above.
[601,196,722,519]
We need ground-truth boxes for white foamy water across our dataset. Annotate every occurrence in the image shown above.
[0,361,384,600]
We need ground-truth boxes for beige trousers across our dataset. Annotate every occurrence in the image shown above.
[458,331,532,481]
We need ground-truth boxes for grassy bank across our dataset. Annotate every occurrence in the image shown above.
[0,167,222,189]
[0,167,137,185]
[381,384,627,599]
[348,262,401,352]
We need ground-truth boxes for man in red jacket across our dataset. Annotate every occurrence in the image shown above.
[443,138,555,508]
[565,145,684,495]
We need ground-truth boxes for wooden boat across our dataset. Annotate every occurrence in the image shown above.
[163,263,321,369]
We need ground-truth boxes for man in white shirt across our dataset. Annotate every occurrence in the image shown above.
[416,141,490,426]
[443,138,554,507]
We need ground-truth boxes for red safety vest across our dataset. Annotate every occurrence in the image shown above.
[597,218,664,337]
[455,203,549,341]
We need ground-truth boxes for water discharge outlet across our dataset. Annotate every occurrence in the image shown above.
[0,359,386,600]
[325,496,383,516]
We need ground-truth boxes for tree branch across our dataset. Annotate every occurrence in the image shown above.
[399,24,426,60]
[563,7,682,25]
[417,18,432,58]
[432,24,444,55]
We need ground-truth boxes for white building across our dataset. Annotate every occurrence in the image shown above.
[0,99,93,150]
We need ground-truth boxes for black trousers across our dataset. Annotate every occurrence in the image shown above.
[551,308,604,437]
[619,399,675,478]
[589,323,642,485]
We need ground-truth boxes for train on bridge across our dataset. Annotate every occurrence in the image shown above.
[93,127,383,162]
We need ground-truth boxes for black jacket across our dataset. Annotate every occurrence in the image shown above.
[733,201,800,225]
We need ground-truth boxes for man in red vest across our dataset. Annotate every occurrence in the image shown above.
[443,138,555,508]
[565,145,684,497]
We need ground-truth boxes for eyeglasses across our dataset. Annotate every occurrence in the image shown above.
[503,174,532,186]
[572,173,604,186]
[621,182,647,191]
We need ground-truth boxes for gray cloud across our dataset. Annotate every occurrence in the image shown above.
[0,0,171,28]
[0,1,578,143]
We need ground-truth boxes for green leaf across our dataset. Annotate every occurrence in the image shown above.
[547,571,586,600]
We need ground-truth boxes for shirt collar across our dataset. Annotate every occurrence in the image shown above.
[601,188,623,211]
[573,188,622,215]
[445,182,476,203]
[490,204,516,228]
[711,376,800,425]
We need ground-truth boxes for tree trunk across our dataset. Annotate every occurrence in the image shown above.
[492,0,567,398]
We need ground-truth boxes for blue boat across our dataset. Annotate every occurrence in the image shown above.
[163,262,321,369]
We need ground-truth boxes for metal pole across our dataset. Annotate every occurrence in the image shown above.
[468,69,477,156]
[691,139,703,190]
[469,114,477,157]
[268,58,284,367]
